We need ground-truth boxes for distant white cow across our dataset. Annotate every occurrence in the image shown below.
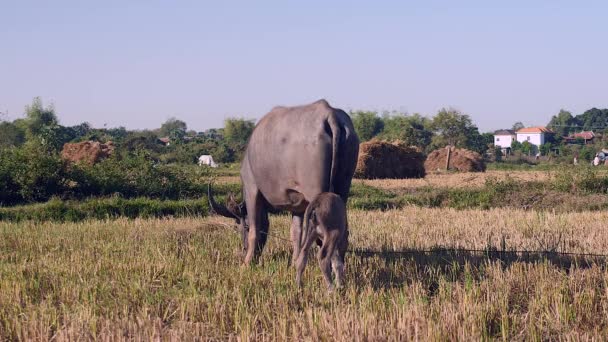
[198,155,218,168]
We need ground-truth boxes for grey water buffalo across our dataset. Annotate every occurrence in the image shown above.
[208,99,359,265]
[295,192,348,290]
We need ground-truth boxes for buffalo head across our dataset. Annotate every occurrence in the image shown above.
[207,184,249,253]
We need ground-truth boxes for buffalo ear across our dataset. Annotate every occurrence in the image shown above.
[208,184,237,219]
[226,193,245,219]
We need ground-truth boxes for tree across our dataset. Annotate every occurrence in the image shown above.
[121,131,164,156]
[24,97,58,136]
[579,145,595,161]
[201,128,223,140]
[539,142,552,156]
[22,97,65,151]
[0,121,26,148]
[224,118,255,146]
[481,132,494,147]
[494,147,503,162]
[463,127,490,154]
[547,109,577,137]
[105,126,128,142]
[159,117,187,137]
[23,97,58,134]
[169,128,186,143]
[521,141,534,155]
[429,108,477,148]
[575,108,608,131]
[69,122,92,140]
[512,122,525,131]
[511,140,522,151]
[350,111,384,141]
[380,113,433,149]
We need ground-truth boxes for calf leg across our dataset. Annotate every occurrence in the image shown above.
[295,231,317,288]
[318,231,339,291]
[290,214,303,265]
[332,229,348,288]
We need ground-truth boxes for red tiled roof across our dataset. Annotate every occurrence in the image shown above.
[568,131,595,140]
[516,126,554,134]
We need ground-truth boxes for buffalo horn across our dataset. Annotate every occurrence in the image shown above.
[207,184,237,219]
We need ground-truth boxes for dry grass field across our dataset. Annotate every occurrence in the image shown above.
[2,206,608,340]
[357,170,553,190]
[217,170,554,190]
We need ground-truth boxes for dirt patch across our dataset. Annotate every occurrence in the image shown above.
[425,147,486,173]
[61,141,115,166]
[355,140,425,179]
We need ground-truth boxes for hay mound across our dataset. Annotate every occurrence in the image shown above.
[355,140,425,179]
[424,146,485,173]
[61,141,114,166]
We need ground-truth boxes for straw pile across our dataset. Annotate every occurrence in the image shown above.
[424,146,485,173]
[61,141,115,166]
[354,140,425,179]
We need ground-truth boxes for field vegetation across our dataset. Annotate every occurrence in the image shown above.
[4,166,608,222]
[2,208,608,340]
[3,98,608,339]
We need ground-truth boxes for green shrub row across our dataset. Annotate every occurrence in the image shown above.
[0,144,240,206]
[0,197,210,222]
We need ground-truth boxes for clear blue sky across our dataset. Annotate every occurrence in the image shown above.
[1,1,607,133]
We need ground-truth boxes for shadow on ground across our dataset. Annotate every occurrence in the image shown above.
[349,248,607,292]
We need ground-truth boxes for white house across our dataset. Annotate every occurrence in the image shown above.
[515,127,554,151]
[198,155,218,168]
[494,130,516,152]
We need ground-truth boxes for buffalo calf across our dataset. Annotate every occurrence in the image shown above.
[295,192,348,291]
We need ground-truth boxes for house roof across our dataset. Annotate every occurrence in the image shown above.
[516,126,554,134]
[494,129,516,136]
[158,137,170,144]
[567,131,595,140]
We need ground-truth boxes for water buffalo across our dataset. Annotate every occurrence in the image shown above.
[295,192,348,291]
[208,99,359,265]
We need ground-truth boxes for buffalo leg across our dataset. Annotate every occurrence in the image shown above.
[255,208,269,259]
[290,214,303,265]
[243,191,266,265]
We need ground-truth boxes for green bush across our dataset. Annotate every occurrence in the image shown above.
[0,145,238,206]
[0,197,209,222]
[0,145,69,204]
[347,183,400,210]
[552,166,608,194]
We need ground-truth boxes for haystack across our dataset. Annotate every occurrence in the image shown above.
[424,146,485,173]
[61,141,114,166]
[354,140,425,179]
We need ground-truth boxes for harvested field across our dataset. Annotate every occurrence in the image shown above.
[218,169,552,190]
[355,140,425,179]
[2,208,608,340]
[425,146,486,173]
[356,170,552,190]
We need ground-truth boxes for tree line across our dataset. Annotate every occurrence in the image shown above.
[0,97,256,164]
[2,97,608,165]
[350,108,492,154]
